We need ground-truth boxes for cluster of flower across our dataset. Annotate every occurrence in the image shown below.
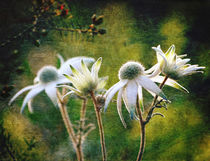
[8,44,205,161]
[9,44,205,125]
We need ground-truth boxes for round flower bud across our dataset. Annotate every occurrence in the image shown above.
[38,66,58,84]
[96,95,106,109]
[119,62,145,80]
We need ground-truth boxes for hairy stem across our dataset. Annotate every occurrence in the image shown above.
[90,91,107,161]
[136,76,168,161]
[77,98,87,161]
[136,97,146,161]
[145,76,169,124]
[57,91,83,161]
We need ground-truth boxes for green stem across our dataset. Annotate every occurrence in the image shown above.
[90,91,107,161]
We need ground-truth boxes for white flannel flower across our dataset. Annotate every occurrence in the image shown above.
[148,44,205,80]
[9,55,95,113]
[62,57,107,97]
[104,61,167,128]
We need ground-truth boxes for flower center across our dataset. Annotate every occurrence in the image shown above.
[81,81,97,95]
[119,62,144,80]
[38,66,58,84]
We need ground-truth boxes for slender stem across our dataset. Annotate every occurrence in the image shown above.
[136,76,169,161]
[90,91,107,161]
[136,97,146,161]
[77,98,87,161]
[52,27,101,35]
[145,76,169,125]
[57,91,83,161]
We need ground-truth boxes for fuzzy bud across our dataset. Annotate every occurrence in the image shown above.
[38,66,58,84]
[119,62,145,80]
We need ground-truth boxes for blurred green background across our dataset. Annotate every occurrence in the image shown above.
[0,0,209,161]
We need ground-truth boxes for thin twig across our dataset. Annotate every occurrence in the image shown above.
[145,76,169,124]
[90,91,107,161]
[152,112,165,118]
[82,124,96,140]
[57,90,83,161]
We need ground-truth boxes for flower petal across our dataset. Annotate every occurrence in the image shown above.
[165,44,175,58]
[62,91,74,99]
[57,77,71,84]
[69,65,85,81]
[27,99,34,113]
[9,85,37,105]
[57,85,82,96]
[57,54,65,66]
[145,89,162,101]
[137,75,167,100]
[58,57,95,75]
[33,77,39,84]
[104,80,128,112]
[97,76,108,90]
[105,81,120,97]
[147,64,161,78]
[183,65,205,74]
[117,88,127,128]
[122,80,138,119]
[151,75,189,93]
[45,83,57,106]
[137,85,144,112]
[20,85,44,113]
[152,45,164,63]
[81,59,91,77]
[153,48,168,69]
[91,57,102,80]
[177,54,187,58]
[63,74,81,89]
[145,64,159,74]
[176,58,190,67]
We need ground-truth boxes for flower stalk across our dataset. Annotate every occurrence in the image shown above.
[136,96,146,161]
[136,76,169,161]
[57,90,84,161]
[90,91,107,161]
[77,97,88,160]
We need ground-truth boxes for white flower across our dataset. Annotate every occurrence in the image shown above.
[104,61,167,128]
[62,57,107,97]
[9,55,95,113]
[148,44,205,80]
